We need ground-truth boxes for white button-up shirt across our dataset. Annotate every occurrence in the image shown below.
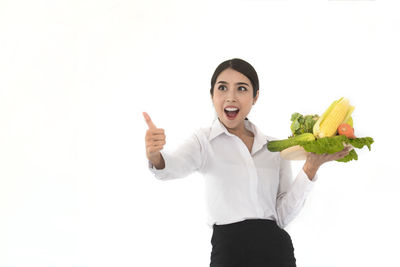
[148,117,318,229]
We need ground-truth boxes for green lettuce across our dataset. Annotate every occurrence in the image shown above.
[298,135,374,162]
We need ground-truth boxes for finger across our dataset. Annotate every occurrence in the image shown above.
[340,147,351,156]
[145,132,165,140]
[150,129,165,134]
[146,145,161,152]
[143,112,157,130]
[148,142,165,148]
[343,145,353,153]
[334,152,347,159]
[146,129,165,135]
[152,140,166,146]
[146,142,165,148]
[336,151,350,159]
[341,147,350,152]
[147,146,164,154]
[146,136,165,143]
[335,147,349,155]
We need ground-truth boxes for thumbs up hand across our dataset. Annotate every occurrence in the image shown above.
[143,112,166,168]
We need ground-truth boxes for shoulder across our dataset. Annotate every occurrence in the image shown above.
[193,126,212,141]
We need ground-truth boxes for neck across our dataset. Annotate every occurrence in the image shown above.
[217,117,252,137]
[227,122,251,137]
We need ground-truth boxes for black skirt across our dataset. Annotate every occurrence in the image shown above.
[210,219,296,267]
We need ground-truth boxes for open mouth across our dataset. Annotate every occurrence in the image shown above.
[224,107,239,120]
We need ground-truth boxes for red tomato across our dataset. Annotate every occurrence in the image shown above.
[338,123,356,139]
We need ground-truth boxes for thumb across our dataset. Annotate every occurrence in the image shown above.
[143,112,157,129]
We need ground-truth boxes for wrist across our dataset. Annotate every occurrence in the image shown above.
[303,161,319,180]
[150,153,165,170]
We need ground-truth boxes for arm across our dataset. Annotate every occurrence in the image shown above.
[275,158,317,228]
[275,146,353,228]
[143,112,205,181]
[148,131,205,180]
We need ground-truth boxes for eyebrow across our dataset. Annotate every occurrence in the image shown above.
[217,81,249,86]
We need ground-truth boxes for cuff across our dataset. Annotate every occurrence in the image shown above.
[295,168,318,195]
[147,150,171,180]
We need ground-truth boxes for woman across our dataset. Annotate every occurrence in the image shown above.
[143,58,351,267]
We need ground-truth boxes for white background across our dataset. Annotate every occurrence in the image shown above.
[1,0,399,266]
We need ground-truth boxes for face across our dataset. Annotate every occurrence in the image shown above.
[211,68,259,135]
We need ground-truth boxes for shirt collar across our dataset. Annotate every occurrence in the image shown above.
[208,117,269,154]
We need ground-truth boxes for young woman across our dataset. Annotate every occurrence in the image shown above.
[143,58,351,267]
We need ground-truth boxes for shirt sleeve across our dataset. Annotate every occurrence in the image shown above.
[147,130,205,181]
[275,157,318,228]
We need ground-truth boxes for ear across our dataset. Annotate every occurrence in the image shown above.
[253,90,259,105]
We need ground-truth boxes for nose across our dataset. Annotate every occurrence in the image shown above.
[226,89,238,102]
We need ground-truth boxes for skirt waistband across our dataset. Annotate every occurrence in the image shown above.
[213,218,278,229]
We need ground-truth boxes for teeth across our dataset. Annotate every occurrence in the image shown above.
[225,107,239,111]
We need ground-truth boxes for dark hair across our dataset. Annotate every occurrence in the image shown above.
[210,58,259,98]
[210,58,259,121]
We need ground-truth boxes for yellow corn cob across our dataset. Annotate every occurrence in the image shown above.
[318,98,350,138]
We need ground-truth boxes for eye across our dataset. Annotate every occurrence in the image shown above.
[217,85,247,91]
